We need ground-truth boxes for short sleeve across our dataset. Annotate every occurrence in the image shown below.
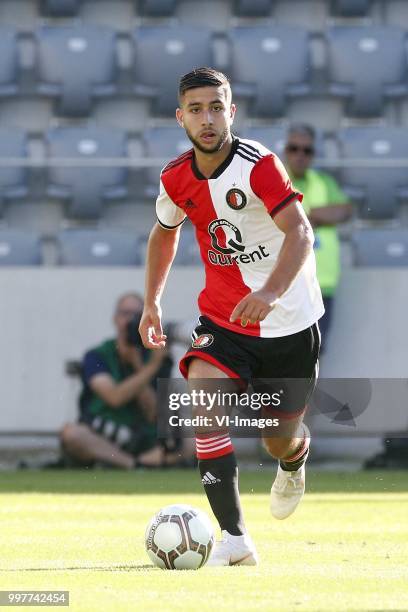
[156,178,186,229]
[250,154,303,218]
[82,350,110,384]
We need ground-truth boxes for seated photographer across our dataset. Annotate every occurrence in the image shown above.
[61,292,179,469]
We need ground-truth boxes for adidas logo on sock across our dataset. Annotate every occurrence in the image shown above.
[201,471,221,485]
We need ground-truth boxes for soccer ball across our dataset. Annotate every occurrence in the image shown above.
[145,504,214,570]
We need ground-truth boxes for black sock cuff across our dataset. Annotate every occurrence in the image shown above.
[198,451,237,475]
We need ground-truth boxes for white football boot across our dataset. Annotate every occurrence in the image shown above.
[207,530,259,566]
[270,459,307,520]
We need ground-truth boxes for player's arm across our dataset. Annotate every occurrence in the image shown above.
[89,350,165,409]
[230,201,313,326]
[262,200,313,296]
[231,153,314,326]
[139,175,185,349]
[139,222,181,349]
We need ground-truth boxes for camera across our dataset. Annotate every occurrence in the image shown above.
[126,312,144,347]
[126,314,188,347]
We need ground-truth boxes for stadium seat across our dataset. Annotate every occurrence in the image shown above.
[46,127,128,218]
[327,26,408,117]
[140,226,200,265]
[0,26,19,97]
[41,0,81,16]
[138,0,177,16]
[57,229,142,266]
[233,0,273,16]
[240,126,287,158]
[337,127,408,220]
[330,0,371,16]
[36,25,118,116]
[0,230,42,266]
[229,26,310,117]
[132,26,213,115]
[142,127,191,197]
[0,128,29,215]
[172,227,201,265]
[352,229,408,267]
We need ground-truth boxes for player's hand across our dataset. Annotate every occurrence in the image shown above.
[139,304,167,349]
[229,289,278,327]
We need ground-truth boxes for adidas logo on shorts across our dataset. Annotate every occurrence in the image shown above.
[201,471,221,485]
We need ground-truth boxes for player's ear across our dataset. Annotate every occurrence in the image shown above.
[230,103,236,123]
[176,108,184,128]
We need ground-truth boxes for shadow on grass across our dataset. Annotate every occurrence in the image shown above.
[0,469,407,494]
[0,564,155,573]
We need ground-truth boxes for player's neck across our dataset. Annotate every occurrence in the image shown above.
[193,137,234,179]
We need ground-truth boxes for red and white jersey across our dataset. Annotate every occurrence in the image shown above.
[156,137,324,338]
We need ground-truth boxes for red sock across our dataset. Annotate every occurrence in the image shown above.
[195,433,234,460]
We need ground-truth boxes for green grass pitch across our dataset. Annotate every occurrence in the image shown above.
[0,469,407,612]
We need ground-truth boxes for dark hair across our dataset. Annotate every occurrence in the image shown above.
[287,123,316,142]
[179,67,231,100]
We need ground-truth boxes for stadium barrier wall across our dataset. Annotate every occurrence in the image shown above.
[0,267,407,435]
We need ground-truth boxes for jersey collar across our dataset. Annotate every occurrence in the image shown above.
[191,137,239,180]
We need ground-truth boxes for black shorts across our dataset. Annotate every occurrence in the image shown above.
[179,316,321,418]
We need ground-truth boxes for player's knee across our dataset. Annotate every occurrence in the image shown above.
[262,436,292,459]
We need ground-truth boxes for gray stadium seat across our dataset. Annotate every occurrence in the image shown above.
[338,127,408,219]
[331,0,371,16]
[352,229,408,267]
[138,0,177,16]
[133,26,213,115]
[41,0,81,16]
[0,27,19,97]
[0,230,42,266]
[173,227,201,265]
[36,25,118,116]
[46,127,128,218]
[234,0,273,16]
[327,27,408,117]
[142,127,191,197]
[0,128,29,214]
[58,229,142,266]
[140,226,200,265]
[240,127,287,158]
[229,26,310,117]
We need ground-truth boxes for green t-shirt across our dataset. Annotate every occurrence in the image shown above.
[290,169,349,296]
[80,338,151,428]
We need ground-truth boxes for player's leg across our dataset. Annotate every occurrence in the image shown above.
[261,415,310,519]
[187,357,258,566]
[256,323,320,519]
[60,422,163,469]
[261,413,310,470]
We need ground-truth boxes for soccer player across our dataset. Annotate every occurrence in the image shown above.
[139,67,324,566]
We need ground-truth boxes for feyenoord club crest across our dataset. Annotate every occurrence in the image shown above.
[192,333,214,348]
[226,188,247,210]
